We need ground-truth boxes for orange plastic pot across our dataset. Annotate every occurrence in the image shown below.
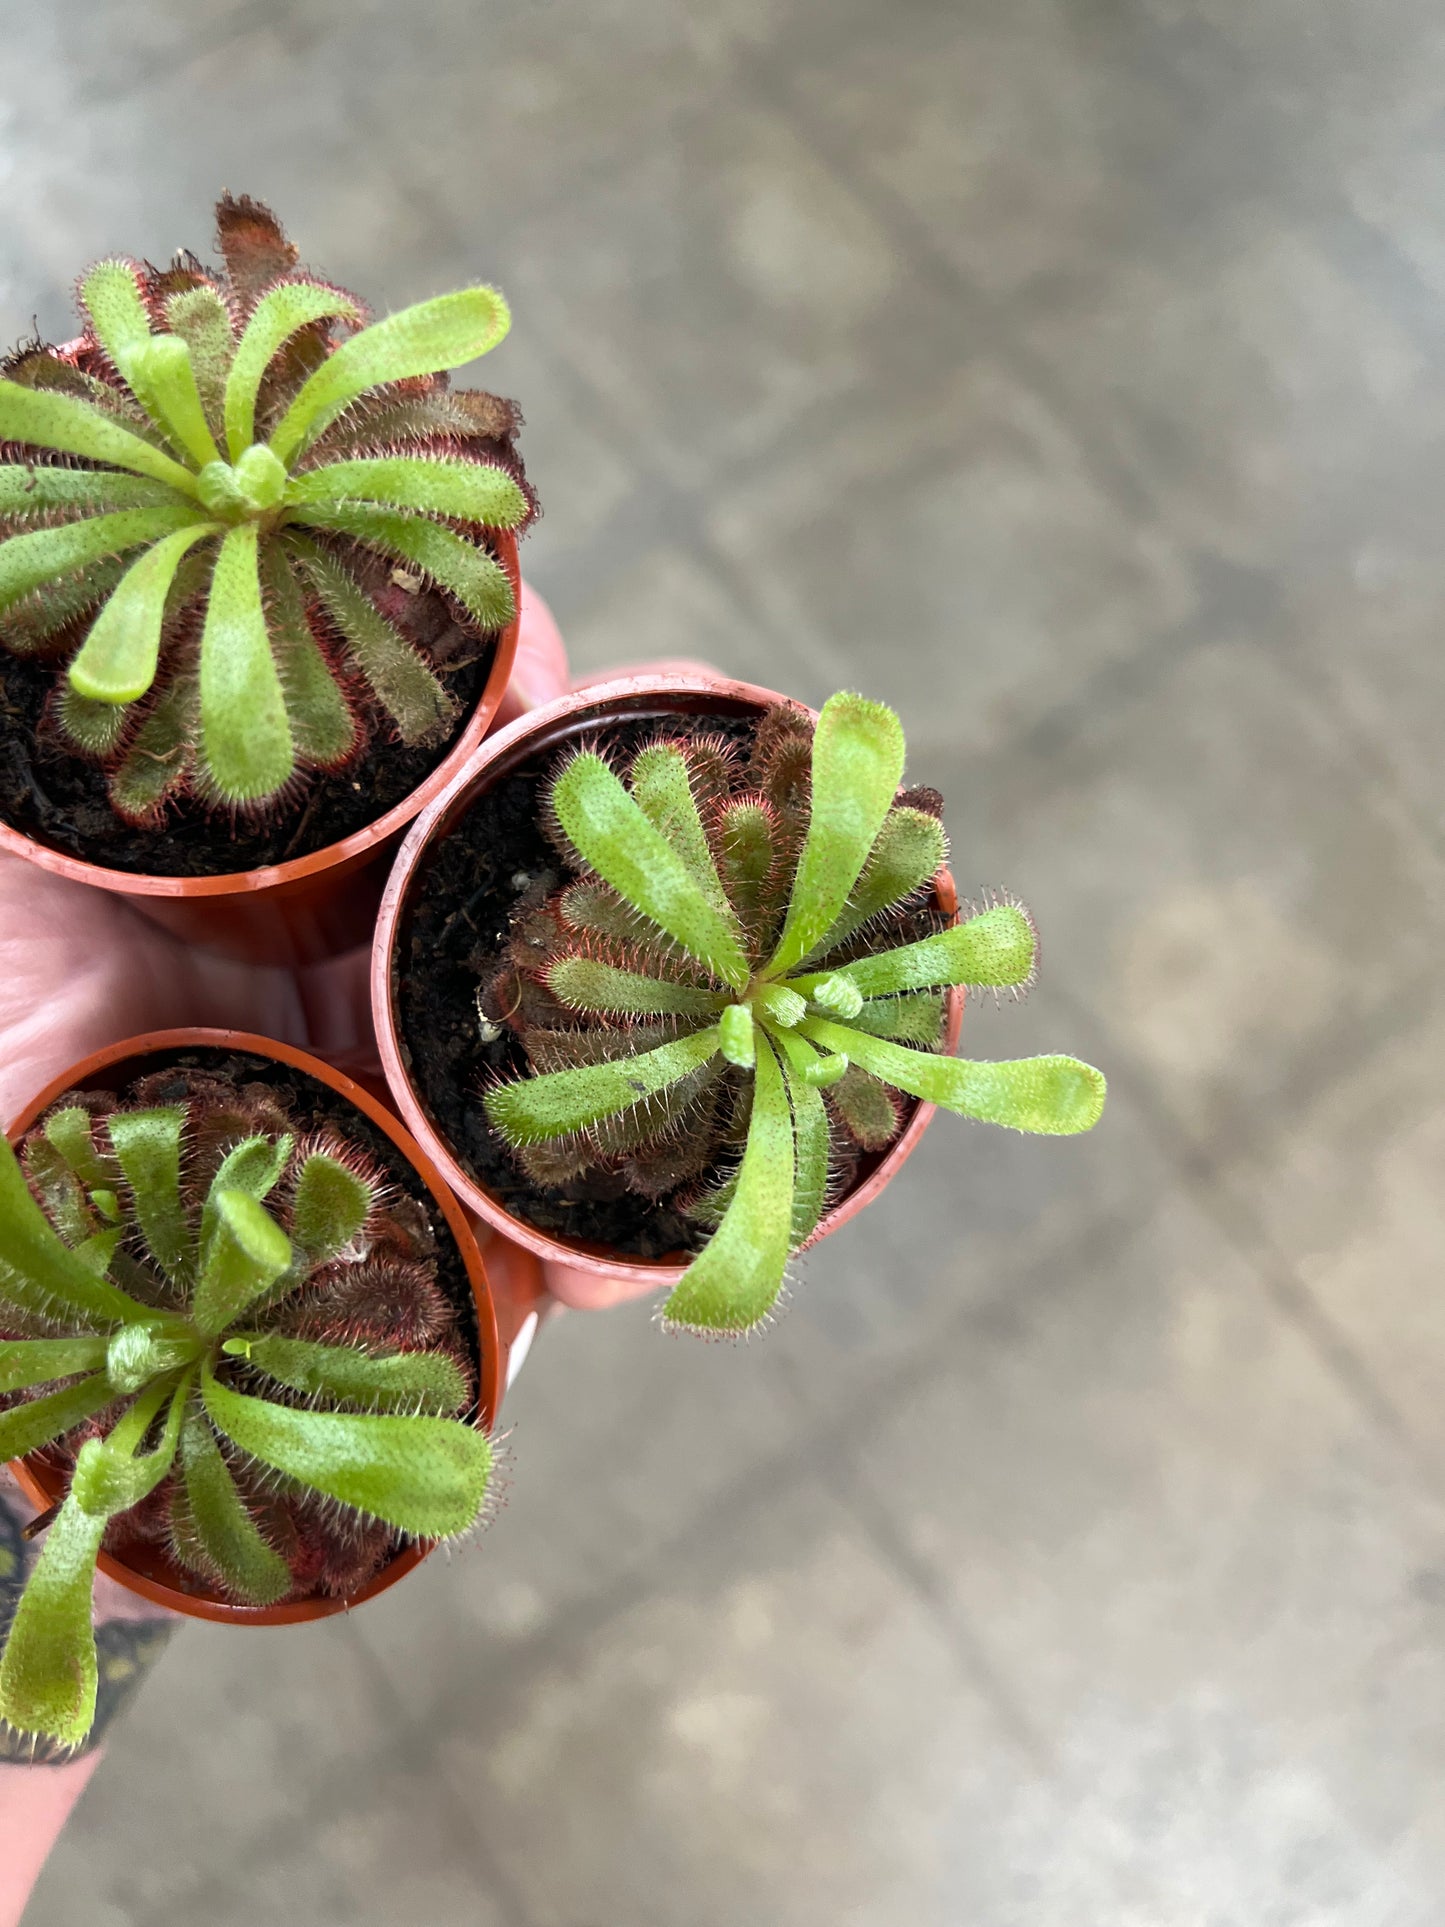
[0,535,521,969]
[373,674,963,1292]
[4,1027,534,1626]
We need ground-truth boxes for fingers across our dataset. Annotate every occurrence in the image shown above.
[0,854,306,1125]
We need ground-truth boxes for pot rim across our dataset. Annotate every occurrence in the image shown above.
[5,1027,501,1626]
[372,673,962,1285]
[0,531,520,902]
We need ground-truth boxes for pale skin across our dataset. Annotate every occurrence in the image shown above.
[0,583,705,1924]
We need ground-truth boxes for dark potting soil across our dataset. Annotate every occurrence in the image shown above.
[0,619,491,878]
[396,710,768,1260]
[63,1046,484,1602]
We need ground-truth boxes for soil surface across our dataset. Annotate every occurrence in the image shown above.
[0,584,492,877]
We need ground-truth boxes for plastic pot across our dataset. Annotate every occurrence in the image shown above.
[373,673,963,1292]
[4,1027,532,1626]
[0,535,521,969]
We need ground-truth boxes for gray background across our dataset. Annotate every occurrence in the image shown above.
[6,0,1445,1919]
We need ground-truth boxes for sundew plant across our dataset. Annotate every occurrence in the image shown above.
[484,692,1106,1334]
[0,1077,490,1748]
[0,195,530,823]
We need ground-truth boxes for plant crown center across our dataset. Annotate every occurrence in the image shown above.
[196,443,290,523]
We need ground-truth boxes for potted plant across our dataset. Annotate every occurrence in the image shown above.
[0,194,534,966]
[373,676,1106,1335]
[0,1027,508,1751]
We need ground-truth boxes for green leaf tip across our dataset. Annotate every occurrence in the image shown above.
[292,1151,373,1263]
[802,1019,1106,1135]
[197,523,294,804]
[660,1038,794,1337]
[0,1501,108,1749]
[270,286,511,465]
[767,692,906,976]
[485,1027,722,1146]
[192,1186,292,1337]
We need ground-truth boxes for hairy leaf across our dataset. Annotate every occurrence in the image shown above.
[0,1498,108,1747]
[71,1375,187,1517]
[0,1336,108,1394]
[235,1333,467,1414]
[661,1037,795,1335]
[290,539,454,744]
[291,1152,373,1263]
[809,973,864,1020]
[719,1004,756,1069]
[290,502,513,631]
[767,693,906,976]
[809,806,946,957]
[105,1323,196,1394]
[0,1373,115,1462]
[176,1413,291,1605]
[108,675,193,824]
[0,379,199,492]
[755,984,806,1028]
[108,1109,190,1287]
[269,287,511,464]
[197,523,294,804]
[78,260,153,381]
[0,1134,149,1328]
[800,1019,1107,1134]
[848,991,947,1045]
[0,504,209,615]
[225,281,362,458]
[828,1064,902,1150]
[552,753,750,990]
[288,456,527,528]
[56,685,132,758]
[42,1109,108,1188]
[544,957,726,1019]
[192,1189,292,1338]
[0,554,126,656]
[124,335,223,469]
[207,1134,293,1209]
[770,1029,831,1245]
[67,523,216,704]
[629,744,734,921]
[165,286,235,439]
[714,797,777,939]
[486,1026,722,1146]
[260,544,357,767]
[790,907,1036,1000]
[202,1365,491,1538]
[0,465,172,516]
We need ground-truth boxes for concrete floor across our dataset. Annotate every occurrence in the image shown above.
[6,0,1445,1919]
